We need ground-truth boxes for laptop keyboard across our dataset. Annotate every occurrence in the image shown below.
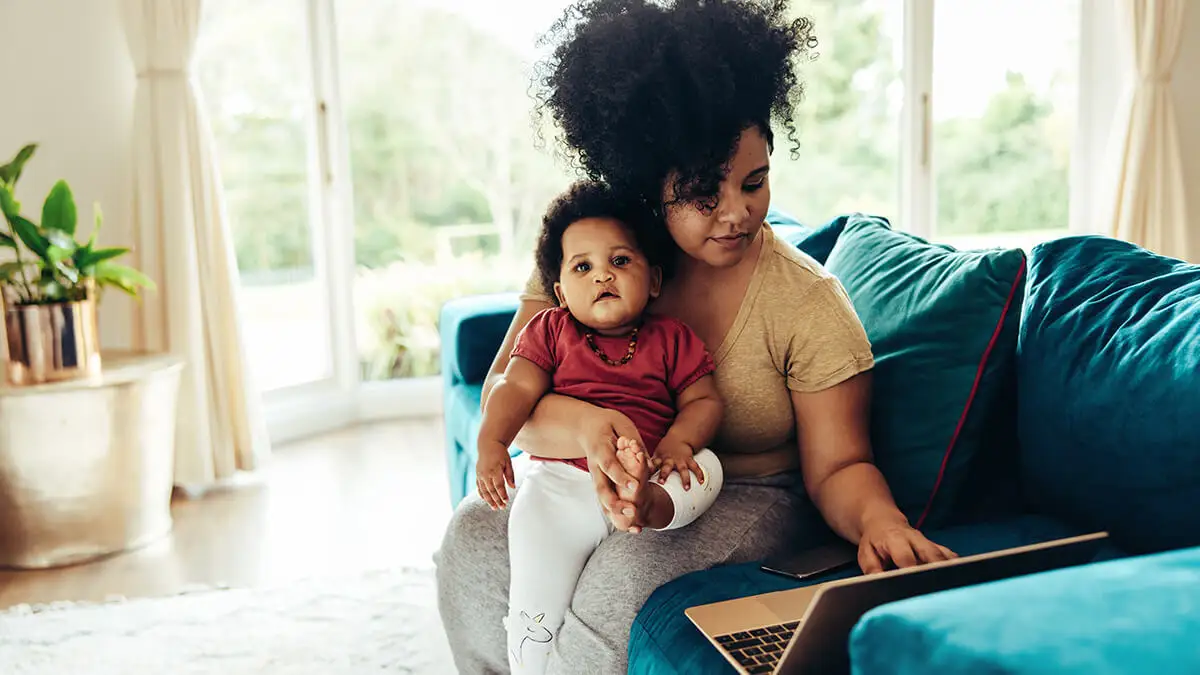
[713,621,800,673]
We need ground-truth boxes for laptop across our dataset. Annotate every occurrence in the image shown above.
[686,531,1108,675]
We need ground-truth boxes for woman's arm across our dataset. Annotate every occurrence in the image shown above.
[792,371,956,573]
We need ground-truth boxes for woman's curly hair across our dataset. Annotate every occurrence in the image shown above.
[532,0,816,211]
[535,180,674,302]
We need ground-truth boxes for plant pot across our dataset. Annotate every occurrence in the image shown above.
[2,296,102,386]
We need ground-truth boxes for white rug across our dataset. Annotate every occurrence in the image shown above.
[0,566,455,674]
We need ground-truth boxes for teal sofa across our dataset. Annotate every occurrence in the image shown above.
[438,211,1200,674]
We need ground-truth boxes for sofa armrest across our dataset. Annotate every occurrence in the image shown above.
[849,546,1200,675]
[439,292,521,388]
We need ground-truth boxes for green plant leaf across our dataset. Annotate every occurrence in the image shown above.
[0,185,19,219]
[0,144,37,187]
[95,261,156,296]
[47,244,73,266]
[41,180,77,236]
[0,232,15,249]
[76,245,126,267]
[11,215,48,258]
[46,229,76,252]
[0,262,25,282]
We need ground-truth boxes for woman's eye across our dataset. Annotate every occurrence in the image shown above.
[745,180,766,192]
[574,262,591,273]
[612,255,631,267]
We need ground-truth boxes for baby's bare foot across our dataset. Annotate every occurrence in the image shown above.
[614,437,649,504]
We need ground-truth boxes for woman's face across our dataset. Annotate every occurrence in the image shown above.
[662,125,772,270]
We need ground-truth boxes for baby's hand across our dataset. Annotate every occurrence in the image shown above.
[652,440,704,490]
[476,441,515,511]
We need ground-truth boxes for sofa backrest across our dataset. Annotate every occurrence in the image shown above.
[1017,236,1200,554]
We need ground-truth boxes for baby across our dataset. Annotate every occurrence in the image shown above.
[474,180,726,674]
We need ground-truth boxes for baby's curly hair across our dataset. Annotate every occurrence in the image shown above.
[535,180,673,302]
[532,0,816,211]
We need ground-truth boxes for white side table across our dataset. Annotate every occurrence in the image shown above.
[0,350,184,568]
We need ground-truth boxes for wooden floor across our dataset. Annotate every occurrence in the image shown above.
[0,419,453,610]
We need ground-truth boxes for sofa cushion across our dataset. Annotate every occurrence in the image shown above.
[823,214,1026,528]
[1019,236,1200,553]
[628,515,1098,675]
[849,544,1200,675]
[793,214,850,265]
[438,293,520,386]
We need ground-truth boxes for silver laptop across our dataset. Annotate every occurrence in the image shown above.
[686,531,1109,675]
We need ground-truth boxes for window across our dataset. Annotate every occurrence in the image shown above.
[772,0,903,227]
[334,0,576,382]
[196,0,338,394]
[775,0,1079,254]
[930,0,1080,251]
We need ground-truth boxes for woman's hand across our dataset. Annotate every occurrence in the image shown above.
[857,520,957,574]
[581,408,647,527]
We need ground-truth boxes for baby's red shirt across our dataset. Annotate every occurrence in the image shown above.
[510,307,715,471]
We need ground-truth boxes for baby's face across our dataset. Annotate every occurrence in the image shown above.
[554,217,661,335]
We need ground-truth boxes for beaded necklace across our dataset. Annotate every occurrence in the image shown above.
[584,327,639,366]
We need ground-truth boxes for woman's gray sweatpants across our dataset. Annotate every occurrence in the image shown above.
[434,468,835,674]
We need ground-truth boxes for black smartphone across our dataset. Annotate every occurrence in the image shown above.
[759,540,859,581]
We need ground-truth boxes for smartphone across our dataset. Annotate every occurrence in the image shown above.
[759,540,859,581]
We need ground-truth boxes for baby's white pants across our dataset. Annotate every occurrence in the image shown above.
[505,449,724,674]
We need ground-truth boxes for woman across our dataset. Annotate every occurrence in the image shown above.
[436,1,955,672]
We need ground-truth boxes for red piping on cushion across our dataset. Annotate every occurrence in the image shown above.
[914,257,1027,530]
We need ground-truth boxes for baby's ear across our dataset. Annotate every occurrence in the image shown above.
[648,266,663,298]
[553,281,568,307]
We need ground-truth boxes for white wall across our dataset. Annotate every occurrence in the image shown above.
[0,0,136,349]
[1175,3,1200,262]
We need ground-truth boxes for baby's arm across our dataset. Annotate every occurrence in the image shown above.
[475,357,551,510]
[654,374,723,488]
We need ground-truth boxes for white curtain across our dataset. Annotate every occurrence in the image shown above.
[1103,0,1190,259]
[120,0,271,489]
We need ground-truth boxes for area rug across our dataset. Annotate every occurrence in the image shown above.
[0,566,455,674]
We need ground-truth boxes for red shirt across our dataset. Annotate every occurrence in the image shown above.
[511,307,715,471]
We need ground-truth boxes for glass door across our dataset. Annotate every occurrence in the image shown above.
[196,0,338,395]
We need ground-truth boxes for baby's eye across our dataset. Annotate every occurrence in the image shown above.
[573,261,591,274]
[612,255,631,267]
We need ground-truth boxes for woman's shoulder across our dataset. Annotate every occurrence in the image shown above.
[758,225,839,294]
[752,226,865,334]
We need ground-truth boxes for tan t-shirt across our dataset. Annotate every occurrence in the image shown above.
[519,224,875,478]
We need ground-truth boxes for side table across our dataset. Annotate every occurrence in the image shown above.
[0,350,184,568]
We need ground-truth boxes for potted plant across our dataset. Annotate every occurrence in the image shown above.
[0,143,155,385]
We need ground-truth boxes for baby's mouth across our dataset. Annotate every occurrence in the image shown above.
[595,289,620,302]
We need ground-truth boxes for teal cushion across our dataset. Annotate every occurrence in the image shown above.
[824,214,1026,528]
[1019,236,1200,553]
[793,215,849,265]
[849,545,1200,675]
[766,208,849,265]
[628,515,1106,675]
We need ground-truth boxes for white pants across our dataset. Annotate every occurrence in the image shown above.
[504,449,724,674]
